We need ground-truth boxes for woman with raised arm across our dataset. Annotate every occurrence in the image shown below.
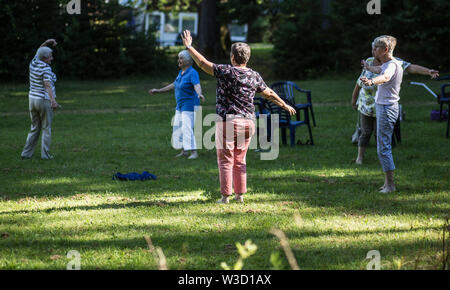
[181,30,296,204]
[21,39,60,160]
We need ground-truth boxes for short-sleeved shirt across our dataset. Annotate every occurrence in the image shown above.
[375,58,404,105]
[213,64,267,120]
[29,55,57,100]
[357,57,409,117]
[174,66,200,112]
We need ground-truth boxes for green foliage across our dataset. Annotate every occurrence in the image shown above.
[0,0,168,81]
[269,251,284,270]
[272,0,327,79]
[272,0,450,78]
[221,240,258,270]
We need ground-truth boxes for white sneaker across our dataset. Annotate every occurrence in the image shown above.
[188,151,198,159]
[355,159,363,165]
[234,194,244,203]
[379,186,396,193]
[217,197,230,204]
[175,150,189,158]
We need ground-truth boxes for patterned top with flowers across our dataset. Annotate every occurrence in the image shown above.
[213,64,267,120]
[357,57,410,117]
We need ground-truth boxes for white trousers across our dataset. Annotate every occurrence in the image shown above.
[172,110,197,151]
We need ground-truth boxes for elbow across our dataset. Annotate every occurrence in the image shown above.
[199,60,209,70]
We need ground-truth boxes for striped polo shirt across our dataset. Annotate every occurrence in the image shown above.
[29,55,56,100]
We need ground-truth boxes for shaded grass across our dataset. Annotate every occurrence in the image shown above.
[0,73,448,270]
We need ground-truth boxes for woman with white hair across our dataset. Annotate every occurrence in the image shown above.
[149,50,205,159]
[21,39,60,160]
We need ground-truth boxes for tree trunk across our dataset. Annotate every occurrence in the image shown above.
[197,0,225,60]
[321,0,331,29]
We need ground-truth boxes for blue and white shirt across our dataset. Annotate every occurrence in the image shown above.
[29,55,56,100]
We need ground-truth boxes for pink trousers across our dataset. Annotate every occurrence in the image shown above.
[216,118,255,196]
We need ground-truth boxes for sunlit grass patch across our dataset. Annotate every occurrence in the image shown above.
[0,76,448,269]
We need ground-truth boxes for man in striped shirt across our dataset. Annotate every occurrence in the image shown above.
[21,39,60,160]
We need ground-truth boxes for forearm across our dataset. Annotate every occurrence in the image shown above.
[366,65,382,74]
[186,47,214,76]
[40,39,54,48]
[44,82,56,102]
[261,88,289,109]
[352,85,361,104]
[371,74,390,86]
[406,64,431,76]
[158,83,175,93]
[194,84,203,96]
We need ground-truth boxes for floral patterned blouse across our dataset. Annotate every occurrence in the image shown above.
[213,64,267,120]
[357,57,410,117]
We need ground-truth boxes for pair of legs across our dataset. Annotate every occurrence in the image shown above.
[356,113,376,164]
[376,103,399,193]
[216,118,255,203]
[172,110,198,159]
[21,98,53,159]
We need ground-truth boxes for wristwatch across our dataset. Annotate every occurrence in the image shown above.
[186,45,192,50]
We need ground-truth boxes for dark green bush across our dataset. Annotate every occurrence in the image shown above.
[272,0,450,79]
[0,0,169,81]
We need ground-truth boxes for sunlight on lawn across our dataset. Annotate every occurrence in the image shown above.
[21,177,83,186]
[1,76,448,270]
[258,168,381,178]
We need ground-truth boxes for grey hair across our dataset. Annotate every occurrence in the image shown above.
[36,47,53,60]
[373,35,397,56]
[231,42,251,65]
[178,50,193,64]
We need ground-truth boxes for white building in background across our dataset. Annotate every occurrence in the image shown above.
[228,20,248,42]
[121,0,248,46]
[140,11,199,46]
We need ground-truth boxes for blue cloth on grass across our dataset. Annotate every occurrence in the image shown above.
[113,171,157,181]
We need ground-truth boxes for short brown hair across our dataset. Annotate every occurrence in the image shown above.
[231,42,251,65]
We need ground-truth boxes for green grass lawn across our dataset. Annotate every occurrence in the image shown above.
[0,71,448,270]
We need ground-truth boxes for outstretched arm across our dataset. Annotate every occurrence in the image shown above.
[362,60,382,74]
[260,88,297,115]
[405,64,439,79]
[148,83,175,95]
[360,70,392,86]
[181,30,214,76]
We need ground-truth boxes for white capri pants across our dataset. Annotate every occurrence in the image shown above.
[172,110,197,151]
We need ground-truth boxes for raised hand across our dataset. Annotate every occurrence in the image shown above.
[182,30,193,48]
